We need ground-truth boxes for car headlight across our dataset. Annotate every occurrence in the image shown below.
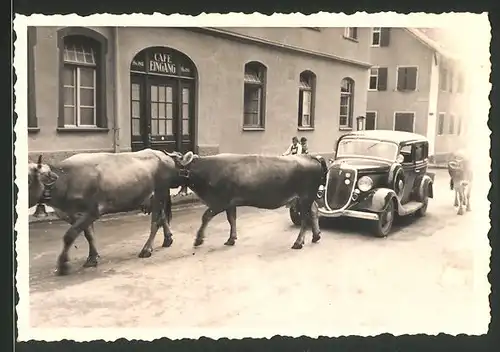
[357,176,373,192]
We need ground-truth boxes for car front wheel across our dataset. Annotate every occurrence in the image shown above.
[371,200,395,237]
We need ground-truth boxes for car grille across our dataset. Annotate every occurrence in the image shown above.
[325,168,356,210]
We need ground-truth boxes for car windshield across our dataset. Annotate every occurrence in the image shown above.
[336,138,399,162]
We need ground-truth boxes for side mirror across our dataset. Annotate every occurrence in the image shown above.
[396,154,404,164]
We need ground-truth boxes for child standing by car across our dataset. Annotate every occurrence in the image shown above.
[300,137,309,155]
[283,136,302,155]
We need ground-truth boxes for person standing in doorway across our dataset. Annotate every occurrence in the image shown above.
[283,136,302,156]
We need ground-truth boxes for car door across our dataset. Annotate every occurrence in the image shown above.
[399,143,418,204]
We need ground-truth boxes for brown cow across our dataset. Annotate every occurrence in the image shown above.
[28,149,183,276]
[447,150,473,215]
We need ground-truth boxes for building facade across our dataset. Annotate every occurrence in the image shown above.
[27,26,372,162]
[365,27,471,160]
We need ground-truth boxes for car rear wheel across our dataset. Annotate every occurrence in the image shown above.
[371,200,395,237]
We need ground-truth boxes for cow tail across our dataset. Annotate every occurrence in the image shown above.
[314,156,328,186]
[165,192,173,224]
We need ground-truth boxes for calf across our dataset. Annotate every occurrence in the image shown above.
[448,151,473,215]
[28,149,182,276]
[168,151,328,249]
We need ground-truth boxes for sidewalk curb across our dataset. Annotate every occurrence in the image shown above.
[28,194,202,224]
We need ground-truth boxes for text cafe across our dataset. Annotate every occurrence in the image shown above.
[129,47,197,154]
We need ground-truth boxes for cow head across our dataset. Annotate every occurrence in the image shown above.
[28,155,59,208]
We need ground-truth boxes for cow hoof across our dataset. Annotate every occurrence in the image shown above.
[82,255,99,268]
[162,236,174,248]
[454,202,459,207]
[291,242,303,250]
[138,249,152,258]
[224,238,236,246]
[466,207,472,212]
[457,208,464,216]
[193,238,204,247]
[55,263,71,276]
[312,233,321,243]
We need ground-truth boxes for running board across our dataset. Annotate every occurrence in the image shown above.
[398,201,424,216]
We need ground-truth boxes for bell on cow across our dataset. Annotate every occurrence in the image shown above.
[33,204,48,217]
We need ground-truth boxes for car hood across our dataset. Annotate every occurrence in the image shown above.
[330,158,391,174]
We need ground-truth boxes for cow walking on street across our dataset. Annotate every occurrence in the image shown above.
[447,150,473,215]
[168,151,329,249]
[28,149,183,276]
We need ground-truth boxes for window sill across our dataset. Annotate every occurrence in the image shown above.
[342,36,359,43]
[368,88,379,92]
[28,127,40,134]
[371,44,381,47]
[395,89,418,92]
[339,127,353,131]
[57,127,110,133]
[298,126,314,131]
[242,127,265,132]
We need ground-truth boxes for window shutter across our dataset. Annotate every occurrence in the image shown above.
[397,68,405,91]
[377,67,388,91]
[406,67,417,90]
[380,28,391,47]
[365,112,376,130]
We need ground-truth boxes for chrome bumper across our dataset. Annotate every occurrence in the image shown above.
[318,207,379,221]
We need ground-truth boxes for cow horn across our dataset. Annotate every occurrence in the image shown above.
[36,155,43,168]
[181,151,194,166]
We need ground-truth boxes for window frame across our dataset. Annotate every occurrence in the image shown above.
[56,27,108,132]
[395,65,418,92]
[371,27,381,47]
[393,111,416,133]
[365,111,377,130]
[343,27,359,41]
[339,77,355,130]
[368,67,379,91]
[437,112,445,135]
[297,70,316,130]
[242,61,267,131]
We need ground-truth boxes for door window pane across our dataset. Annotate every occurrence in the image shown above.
[158,103,166,118]
[151,103,158,118]
[166,120,173,136]
[151,85,158,102]
[166,103,173,118]
[132,101,140,118]
[182,119,190,136]
[151,120,158,135]
[158,86,166,102]
[158,119,166,135]
[182,104,189,119]
[166,87,173,102]
[132,118,141,136]
[132,83,140,100]
[80,107,95,125]
[182,88,189,103]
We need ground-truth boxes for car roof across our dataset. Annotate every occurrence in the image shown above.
[340,130,429,144]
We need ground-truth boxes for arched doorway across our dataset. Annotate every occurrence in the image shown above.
[130,46,197,153]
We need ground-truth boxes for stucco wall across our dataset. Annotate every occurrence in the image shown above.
[367,28,433,135]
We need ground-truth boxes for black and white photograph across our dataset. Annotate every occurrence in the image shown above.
[14,12,491,341]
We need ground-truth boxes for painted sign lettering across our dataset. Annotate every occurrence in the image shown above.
[130,48,195,77]
[149,53,177,75]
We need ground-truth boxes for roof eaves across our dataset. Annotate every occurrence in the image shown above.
[404,28,460,61]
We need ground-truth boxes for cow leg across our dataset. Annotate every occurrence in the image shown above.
[311,201,321,244]
[194,208,223,247]
[224,207,238,246]
[161,197,174,248]
[292,199,312,250]
[82,224,100,268]
[56,213,97,276]
[457,184,465,215]
[454,187,459,207]
[138,196,164,258]
[466,183,472,212]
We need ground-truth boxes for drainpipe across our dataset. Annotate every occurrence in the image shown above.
[112,26,121,153]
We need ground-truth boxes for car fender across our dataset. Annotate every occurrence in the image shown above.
[417,174,434,199]
[356,188,398,213]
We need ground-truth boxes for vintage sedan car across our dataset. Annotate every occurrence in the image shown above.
[289,130,435,237]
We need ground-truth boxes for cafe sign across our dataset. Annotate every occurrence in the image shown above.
[130,47,195,78]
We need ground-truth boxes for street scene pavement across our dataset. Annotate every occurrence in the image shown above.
[26,169,491,336]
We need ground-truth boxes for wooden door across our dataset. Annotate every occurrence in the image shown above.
[147,77,177,152]
[179,81,195,153]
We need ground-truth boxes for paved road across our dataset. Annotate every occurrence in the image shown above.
[26,169,490,336]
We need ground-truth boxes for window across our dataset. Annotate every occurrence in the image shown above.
[457,116,462,135]
[298,70,316,128]
[448,71,454,93]
[368,67,388,91]
[448,114,455,134]
[437,113,445,135]
[371,27,381,46]
[394,112,415,132]
[243,61,266,129]
[62,38,97,127]
[396,67,418,91]
[457,74,464,93]
[344,27,358,40]
[414,144,426,161]
[58,28,108,130]
[339,78,354,129]
[439,67,448,91]
[365,111,377,130]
